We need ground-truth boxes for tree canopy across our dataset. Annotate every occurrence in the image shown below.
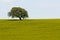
[8,7,28,20]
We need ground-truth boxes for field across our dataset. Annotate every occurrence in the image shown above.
[0,19,60,40]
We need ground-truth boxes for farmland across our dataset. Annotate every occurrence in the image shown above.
[0,19,60,40]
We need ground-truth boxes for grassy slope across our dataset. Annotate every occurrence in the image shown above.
[0,19,60,40]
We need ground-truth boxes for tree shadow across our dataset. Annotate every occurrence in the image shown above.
[7,19,19,21]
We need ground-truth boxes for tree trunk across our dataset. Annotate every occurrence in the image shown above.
[19,17,21,20]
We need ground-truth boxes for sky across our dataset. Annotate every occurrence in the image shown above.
[0,0,60,19]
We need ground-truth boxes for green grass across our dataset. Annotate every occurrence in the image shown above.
[0,19,60,40]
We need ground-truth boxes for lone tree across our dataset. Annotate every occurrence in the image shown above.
[8,7,28,20]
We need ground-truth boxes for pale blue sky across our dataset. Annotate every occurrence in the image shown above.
[0,0,60,19]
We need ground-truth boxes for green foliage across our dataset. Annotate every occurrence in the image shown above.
[8,7,28,20]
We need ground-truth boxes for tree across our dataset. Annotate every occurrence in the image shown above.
[8,7,28,20]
